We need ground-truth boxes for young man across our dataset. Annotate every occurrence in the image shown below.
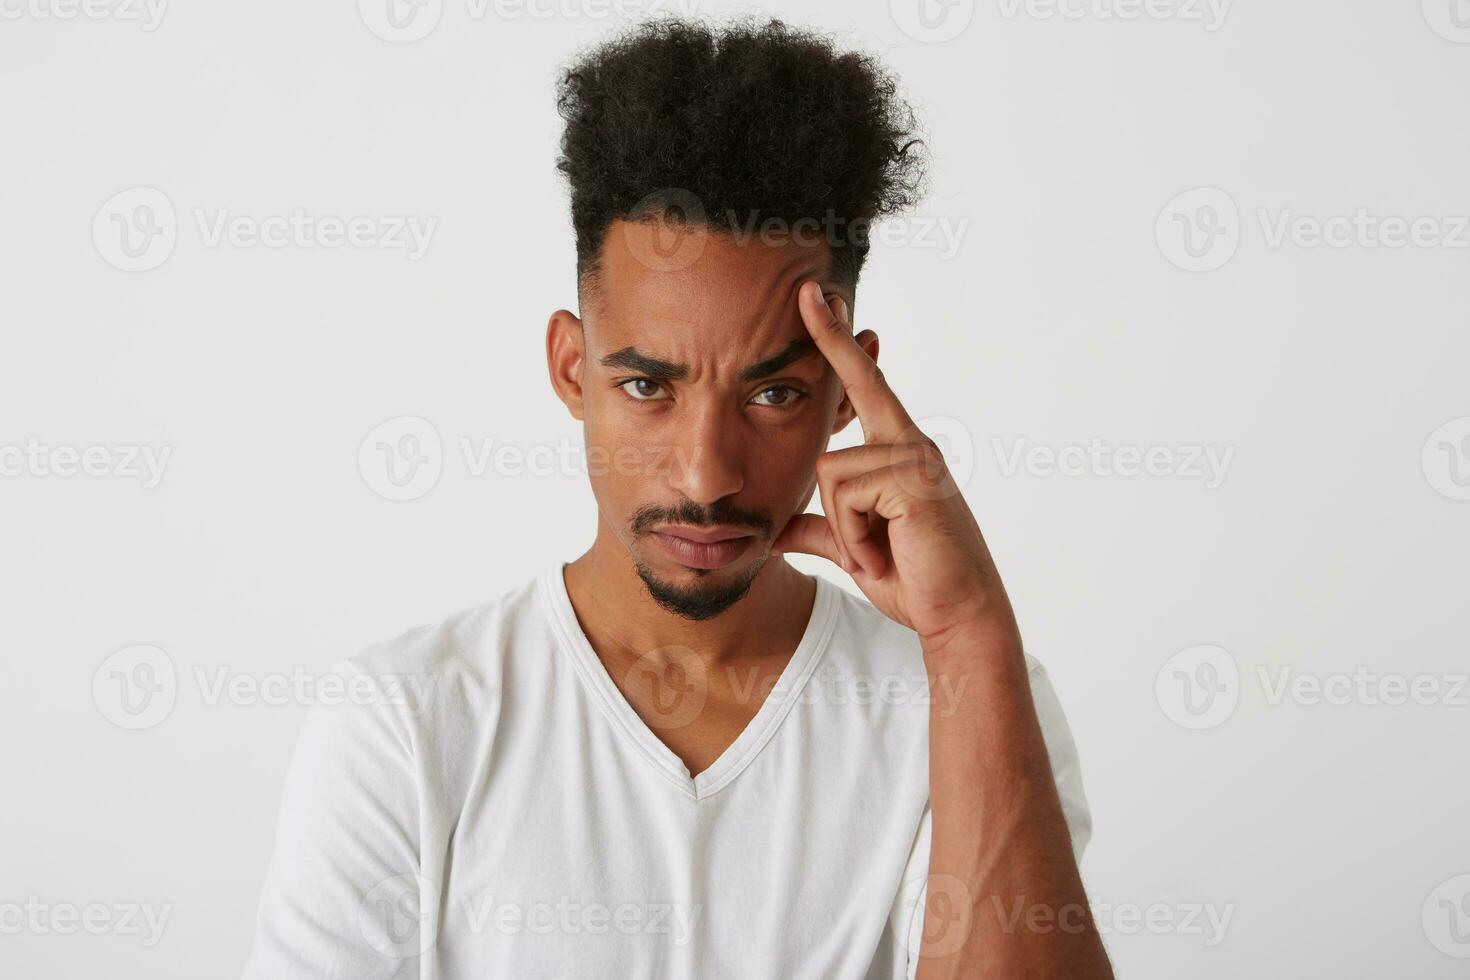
[243,18,1112,979]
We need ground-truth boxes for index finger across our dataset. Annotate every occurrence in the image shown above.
[798,279,917,444]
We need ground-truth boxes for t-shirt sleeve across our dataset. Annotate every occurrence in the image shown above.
[241,659,426,980]
[1027,659,1092,860]
[894,657,1093,980]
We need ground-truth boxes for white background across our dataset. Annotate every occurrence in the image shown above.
[2,0,1468,977]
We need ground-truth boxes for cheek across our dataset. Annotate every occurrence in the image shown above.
[750,413,831,509]
[581,402,671,501]
[785,393,841,502]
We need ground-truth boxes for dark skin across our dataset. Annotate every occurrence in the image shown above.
[545,217,874,776]
[546,216,1112,977]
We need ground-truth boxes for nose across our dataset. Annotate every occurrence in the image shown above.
[667,401,745,505]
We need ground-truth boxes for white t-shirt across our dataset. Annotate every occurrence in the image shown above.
[242,562,1091,979]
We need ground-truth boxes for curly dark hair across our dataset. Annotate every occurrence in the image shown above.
[554,16,928,296]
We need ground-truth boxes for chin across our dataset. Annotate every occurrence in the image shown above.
[632,551,767,622]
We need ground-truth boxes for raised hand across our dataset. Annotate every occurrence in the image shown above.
[773,280,1019,653]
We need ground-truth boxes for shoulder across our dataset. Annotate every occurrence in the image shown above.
[343,571,543,688]
[819,576,1058,692]
[1018,654,1094,859]
[820,576,924,670]
[294,571,547,778]
[822,575,1063,687]
[328,569,558,740]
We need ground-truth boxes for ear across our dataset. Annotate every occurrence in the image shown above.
[832,328,880,435]
[546,308,588,422]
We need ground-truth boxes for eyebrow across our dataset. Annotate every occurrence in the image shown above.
[599,337,819,383]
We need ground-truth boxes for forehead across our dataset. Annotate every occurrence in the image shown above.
[586,219,835,355]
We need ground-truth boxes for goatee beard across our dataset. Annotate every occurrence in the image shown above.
[632,555,765,622]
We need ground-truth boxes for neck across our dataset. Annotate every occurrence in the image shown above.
[562,518,815,670]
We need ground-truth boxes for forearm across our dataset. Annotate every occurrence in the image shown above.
[914,624,1112,980]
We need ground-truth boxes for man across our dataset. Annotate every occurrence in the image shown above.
[243,17,1112,979]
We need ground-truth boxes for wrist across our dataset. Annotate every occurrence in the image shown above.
[920,614,1025,673]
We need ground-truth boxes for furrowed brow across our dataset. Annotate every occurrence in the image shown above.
[599,347,687,380]
[737,337,818,382]
[599,337,818,383]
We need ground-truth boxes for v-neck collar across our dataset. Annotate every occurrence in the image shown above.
[538,561,840,801]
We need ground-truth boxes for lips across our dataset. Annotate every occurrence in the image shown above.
[651,524,753,545]
[651,528,755,569]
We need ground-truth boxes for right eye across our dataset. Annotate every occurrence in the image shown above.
[617,378,671,401]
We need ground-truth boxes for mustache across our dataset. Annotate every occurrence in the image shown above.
[630,500,773,538]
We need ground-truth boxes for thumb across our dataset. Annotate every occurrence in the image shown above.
[773,513,848,571]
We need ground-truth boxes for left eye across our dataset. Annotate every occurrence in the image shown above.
[751,385,805,407]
